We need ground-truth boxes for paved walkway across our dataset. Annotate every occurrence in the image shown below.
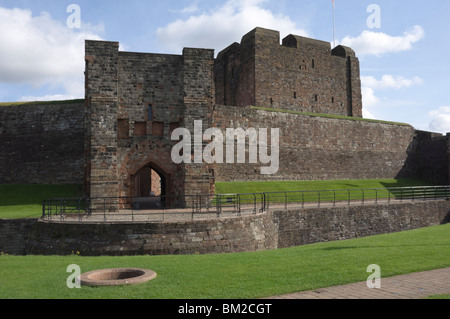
[268,267,450,299]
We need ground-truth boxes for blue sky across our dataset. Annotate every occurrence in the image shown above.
[0,0,449,133]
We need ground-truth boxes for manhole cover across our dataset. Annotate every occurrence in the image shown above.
[79,268,157,286]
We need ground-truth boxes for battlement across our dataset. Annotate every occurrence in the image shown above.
[282,34,331,51]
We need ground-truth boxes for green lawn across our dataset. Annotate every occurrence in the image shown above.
[250,106,412,126]
[0,99,84,107]
[215,178,433,194]
[0,184,83,219]
[0,179,435,219]
[0,224,449,299]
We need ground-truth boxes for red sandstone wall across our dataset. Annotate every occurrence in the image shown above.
[212,106,417,182]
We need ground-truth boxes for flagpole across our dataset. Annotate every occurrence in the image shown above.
[333,0,336,48]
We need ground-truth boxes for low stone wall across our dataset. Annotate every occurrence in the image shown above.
[0,219,36,255]
[1,212,278,256]
[273,200,450,248]
[1,200,449,256]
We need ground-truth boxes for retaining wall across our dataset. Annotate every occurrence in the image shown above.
[0,200,449,256]
[272,200,450,248]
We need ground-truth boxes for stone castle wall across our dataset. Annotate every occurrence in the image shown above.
[212,106,419,182]
[0,101,447,189]
[0,101,85,184]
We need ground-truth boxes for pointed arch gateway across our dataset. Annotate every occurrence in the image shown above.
[131,162,169,209]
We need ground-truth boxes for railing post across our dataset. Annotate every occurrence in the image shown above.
[261,193,265,212]
[237,194,241,216]
[42,200,46,219]
[284,192,287,209]
[333,191,336,207]
[318,191,320,208]
[78,198,82,221]
[302,192,304,209]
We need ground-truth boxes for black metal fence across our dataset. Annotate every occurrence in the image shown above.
[42,185,450,222]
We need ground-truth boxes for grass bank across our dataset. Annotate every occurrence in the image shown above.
[215,178,433,194]
[0,184,83,219]
[0,224,449,299]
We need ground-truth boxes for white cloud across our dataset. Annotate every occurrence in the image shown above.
[340,25,425,57]
[361,87,378,118]
[156,0,308,54]
[361,74,423,119]
[361,75,423,90]
[0,7,103,100]
[428,106,450,134]
[179,4,200,14]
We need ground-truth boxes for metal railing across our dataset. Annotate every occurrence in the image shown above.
[41,185,450,222]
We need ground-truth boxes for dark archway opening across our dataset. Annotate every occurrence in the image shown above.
[131,164,168,209]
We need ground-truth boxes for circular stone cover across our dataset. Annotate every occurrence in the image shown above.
[79,268,157,286]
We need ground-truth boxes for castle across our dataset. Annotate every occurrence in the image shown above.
[1,27,449,256]
[1,27,448,199]
[84,27,365,200]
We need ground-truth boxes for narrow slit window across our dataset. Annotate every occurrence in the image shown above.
[147,104,153,121]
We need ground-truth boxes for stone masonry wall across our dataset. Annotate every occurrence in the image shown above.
[273,200,450,248]
[0,101,85,184]
[11,212,278,256]
[1,200,448,256]
[212,106,417,182]
[407,131,449,185]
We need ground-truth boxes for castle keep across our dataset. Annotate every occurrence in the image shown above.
[215,28,362,116]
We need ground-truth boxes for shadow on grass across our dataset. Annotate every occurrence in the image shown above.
[379,178,435,189]
[0,184,83,208]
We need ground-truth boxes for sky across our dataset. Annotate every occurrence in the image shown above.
[0,0,449,134]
